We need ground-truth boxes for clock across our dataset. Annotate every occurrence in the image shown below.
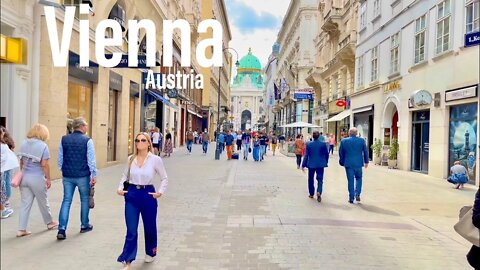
[411,90,433,107]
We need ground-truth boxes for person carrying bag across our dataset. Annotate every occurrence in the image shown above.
[454,187,480,269]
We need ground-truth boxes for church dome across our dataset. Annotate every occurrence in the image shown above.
[238,48,262,72]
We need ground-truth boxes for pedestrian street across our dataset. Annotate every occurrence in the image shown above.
[0,145,476,270]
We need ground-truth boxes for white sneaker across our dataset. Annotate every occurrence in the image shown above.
[1,208,14,219]
[145,255,155,263]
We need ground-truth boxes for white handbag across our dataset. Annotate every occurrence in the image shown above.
[454,206,480,247]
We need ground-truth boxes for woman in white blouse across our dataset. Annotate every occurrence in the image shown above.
[116,132,168,269]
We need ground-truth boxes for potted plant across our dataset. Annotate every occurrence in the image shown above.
[371,139,382,165]
[388,139,399,169]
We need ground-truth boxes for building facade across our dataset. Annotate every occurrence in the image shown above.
[231,49,265,132]
[351,0,479,185]
[1,0,212,179]
[263,43,280,133]
[306,0,359,148]
[200,0,233,139]
[274,0,319,139]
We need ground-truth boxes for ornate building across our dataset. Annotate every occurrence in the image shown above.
[231,49,265,131]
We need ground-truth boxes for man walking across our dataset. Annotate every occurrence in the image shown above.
[302,131,329,202]
[241,130,251,160]
[218,132,225,154]
[339,127,369,204]
[225,130,235,160]
[186,128,194,154]
[57,117,96,240]
[259,132,267,161]
[328,134,335,155]
[201,129,210,154]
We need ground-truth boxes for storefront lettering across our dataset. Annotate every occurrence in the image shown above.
[44,5,223,68]
[445,86,477,102]
[384,80,401,93]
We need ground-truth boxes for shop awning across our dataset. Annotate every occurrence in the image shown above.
[146,89,178,110]
[187,109,202,118]
[326,109,351,122]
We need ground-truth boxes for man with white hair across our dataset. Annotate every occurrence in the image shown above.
[339,127,369,204]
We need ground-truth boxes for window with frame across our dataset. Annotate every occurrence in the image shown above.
[360,3,367,30]
[357,55,364,87]
[390,32,400,74]
[414,15,427,64]
[371,46,378,81]
[436,0,451,54]
[466,0,480,34]
[373,0,381,18]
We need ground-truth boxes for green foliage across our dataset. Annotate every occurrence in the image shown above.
[371,139,382,157]
[388,139,399,160]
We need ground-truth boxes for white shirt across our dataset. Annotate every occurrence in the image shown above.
[236,134,242,140]
[152,132,160,144]
[1,143,19,173]
[118,152,168,194]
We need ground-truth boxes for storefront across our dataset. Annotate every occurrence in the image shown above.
[107,71,122,161]
[411,110,430,173]
[446,85,478,184]
[353,105,374,159]
[67,51,98,136]
[326,100,350,144]
[128,81,139,155]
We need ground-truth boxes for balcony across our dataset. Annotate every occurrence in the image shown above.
[321,8,342,34]
[336,32,357,63]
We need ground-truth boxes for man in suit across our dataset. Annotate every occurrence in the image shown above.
[302,131,329,202]
[339,127,369,204]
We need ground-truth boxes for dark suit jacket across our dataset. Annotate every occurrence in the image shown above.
[339,135,369,168]
[467,188,480,269]
[301,139,329,169]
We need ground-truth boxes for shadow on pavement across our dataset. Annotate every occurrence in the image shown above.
[358,204,401,216]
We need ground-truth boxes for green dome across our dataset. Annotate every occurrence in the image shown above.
[238,48,262,71]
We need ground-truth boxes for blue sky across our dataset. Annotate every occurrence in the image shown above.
[225,0,290,69]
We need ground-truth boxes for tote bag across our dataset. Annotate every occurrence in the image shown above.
[454,206,480,247]
[10,171,23,188]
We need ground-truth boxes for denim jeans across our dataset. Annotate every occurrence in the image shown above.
[345,167,363,200]
[308,167,325,196]
[202,141,209,153]
[186,140,193,152]
[260,145,266,160]
[243,143,250,159]
[118,185,157,263]
[3,170,12,198]
[296,155,302,167]
[329,145,334,155]
[58,176,91,231]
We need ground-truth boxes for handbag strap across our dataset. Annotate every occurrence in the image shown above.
[126,156,134,182]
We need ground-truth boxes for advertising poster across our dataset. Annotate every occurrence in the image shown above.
[449,103,478,183]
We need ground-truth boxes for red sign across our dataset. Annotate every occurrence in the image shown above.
[336,100,346,107]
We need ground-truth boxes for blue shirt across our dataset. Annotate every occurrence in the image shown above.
[218,134,225,143]
[225,134,235,145]
[58,139,97,178]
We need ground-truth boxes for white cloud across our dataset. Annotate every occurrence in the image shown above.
[228,0,291,69]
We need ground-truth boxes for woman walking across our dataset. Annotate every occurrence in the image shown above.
[252,135,261,162]
[1,126,16,218]
[236,131,242,151]
[117,132,168,269]
[271,134,278,156]
[16,124,58,237]
[163,130,173,157]
[294,134,306,169]
[151,127,160,156]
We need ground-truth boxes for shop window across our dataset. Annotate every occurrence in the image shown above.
[67,80,92,135]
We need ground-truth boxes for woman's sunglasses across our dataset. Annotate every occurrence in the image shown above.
[135,139,148,143]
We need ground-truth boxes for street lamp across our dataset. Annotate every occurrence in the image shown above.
[215,47,240,160]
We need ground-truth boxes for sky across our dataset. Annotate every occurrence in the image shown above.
[225,0,291,70]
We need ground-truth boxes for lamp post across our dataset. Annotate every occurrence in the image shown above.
[215,47,240,160]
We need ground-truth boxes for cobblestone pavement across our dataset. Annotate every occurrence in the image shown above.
[1,145,477,270]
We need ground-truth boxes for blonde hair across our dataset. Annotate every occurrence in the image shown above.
[27,124,50,141]
[133,132,154,158]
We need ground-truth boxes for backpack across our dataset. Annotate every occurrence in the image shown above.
[187,131,194,140]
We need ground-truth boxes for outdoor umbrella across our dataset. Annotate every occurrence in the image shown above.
[279,121,321,128]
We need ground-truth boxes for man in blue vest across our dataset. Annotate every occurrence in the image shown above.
[339,127,369,204]
[57,117,97,240]
[302,131,329,202]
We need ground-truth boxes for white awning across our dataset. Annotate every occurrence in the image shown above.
[326,109,351,122]
[352,106,373,114]
[187,109,202,118]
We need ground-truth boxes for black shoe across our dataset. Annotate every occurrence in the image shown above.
[57,230,66,240]
[355,196,361,202]
[308,195,314,199]
[348,200,354,204]
[317,193,322,203]
[80,224,93,233]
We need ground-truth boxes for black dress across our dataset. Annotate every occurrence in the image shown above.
[467,187,480,269]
